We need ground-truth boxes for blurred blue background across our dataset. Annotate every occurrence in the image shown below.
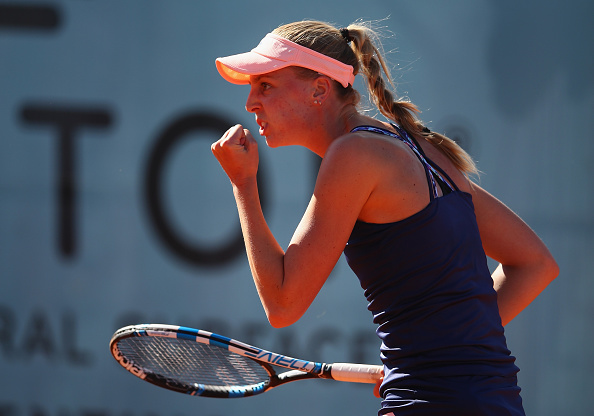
[1,0,592,415]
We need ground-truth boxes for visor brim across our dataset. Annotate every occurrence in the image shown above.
[216,52,290,85]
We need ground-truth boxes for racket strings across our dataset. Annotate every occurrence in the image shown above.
[117,337,270,388]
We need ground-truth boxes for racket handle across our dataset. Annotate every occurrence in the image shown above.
[329,363,383,384]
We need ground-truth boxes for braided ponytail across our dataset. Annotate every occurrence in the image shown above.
[273,20,478,176]
[345,24,478,176]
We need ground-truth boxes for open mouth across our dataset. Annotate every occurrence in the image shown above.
[256,118,268,136]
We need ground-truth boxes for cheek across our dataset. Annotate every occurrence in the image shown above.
[267,88,313,130]
[281,96,312,121]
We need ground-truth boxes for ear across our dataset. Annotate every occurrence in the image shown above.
[312,76,332,105]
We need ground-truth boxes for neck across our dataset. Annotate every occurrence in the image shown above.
[306,104,382,157]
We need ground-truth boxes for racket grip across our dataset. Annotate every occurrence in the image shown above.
[329,363,383,384]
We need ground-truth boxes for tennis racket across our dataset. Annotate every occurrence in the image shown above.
[110,324,382,398]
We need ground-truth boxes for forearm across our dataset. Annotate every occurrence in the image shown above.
[232,178,287,320]
[492,258,558,326]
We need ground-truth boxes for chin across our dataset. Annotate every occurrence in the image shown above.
[263,131,296,148]
[264,136,281,148]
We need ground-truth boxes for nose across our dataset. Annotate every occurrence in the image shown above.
[245,84,259,113]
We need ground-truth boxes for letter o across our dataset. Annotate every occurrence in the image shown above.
[144,111,267,268]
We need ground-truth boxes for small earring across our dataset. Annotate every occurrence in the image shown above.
[314,100,321,105]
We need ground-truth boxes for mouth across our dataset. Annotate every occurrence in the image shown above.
[256,118,268,136]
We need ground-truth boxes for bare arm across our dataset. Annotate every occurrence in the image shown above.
[212,127,375,327]
[470,182,559,325]
[211,126,286,325]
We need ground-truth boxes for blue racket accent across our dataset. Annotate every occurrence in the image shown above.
[177,326,196,332]
[208,333,232,350]
[229,388,247,398]
[312,362,323,374]
[177,326,199,336]
[252,382,267,394]
[176,331,197,341]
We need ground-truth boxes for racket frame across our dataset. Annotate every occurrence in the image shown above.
[110,324,381,398]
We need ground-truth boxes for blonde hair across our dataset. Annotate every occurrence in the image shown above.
[272,20,478,176]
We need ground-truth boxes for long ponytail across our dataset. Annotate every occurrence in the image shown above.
[346,23,478,176]
[273,20,478,176]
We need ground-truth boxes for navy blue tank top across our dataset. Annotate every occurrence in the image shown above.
[343,125,524,415]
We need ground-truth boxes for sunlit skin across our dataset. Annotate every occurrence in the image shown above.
[211,64,558,397]
[245,68,354,155]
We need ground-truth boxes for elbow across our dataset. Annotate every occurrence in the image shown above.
[264,305,304,329]
[529,249,559,288]
[544,253,560,284]
[260,287,313,328]
[267,315,293,329]
[266,314,296,329]
[526,241,560,285]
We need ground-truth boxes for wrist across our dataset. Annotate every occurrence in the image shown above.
[232,175,259,197]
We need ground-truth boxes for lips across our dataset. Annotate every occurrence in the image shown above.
[256,118,268,136]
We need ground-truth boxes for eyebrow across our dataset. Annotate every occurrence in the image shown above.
[252,74,273,82]
[248,74,277,86]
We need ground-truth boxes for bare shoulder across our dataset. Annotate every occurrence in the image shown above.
[315,133,391,196]
[318,131,418,193]
[323,130,413,172]
[320,130,434,223]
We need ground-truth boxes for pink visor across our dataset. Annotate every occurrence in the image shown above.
[215,33,356,88]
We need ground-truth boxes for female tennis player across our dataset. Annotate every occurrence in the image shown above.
[211,20,558,415]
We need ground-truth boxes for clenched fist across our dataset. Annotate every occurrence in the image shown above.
[211,124,259,185]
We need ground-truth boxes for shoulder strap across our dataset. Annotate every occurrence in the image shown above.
[350,124,455,199]
[406,133,460,193]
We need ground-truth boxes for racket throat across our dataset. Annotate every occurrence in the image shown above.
[318,364,334,380]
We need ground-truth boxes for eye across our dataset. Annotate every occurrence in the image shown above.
[260,82,272,92]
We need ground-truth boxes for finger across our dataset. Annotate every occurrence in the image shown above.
[242,128,257,149]
[373,373,384,398]
[212,125,245,156]
[223,124,245,145]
